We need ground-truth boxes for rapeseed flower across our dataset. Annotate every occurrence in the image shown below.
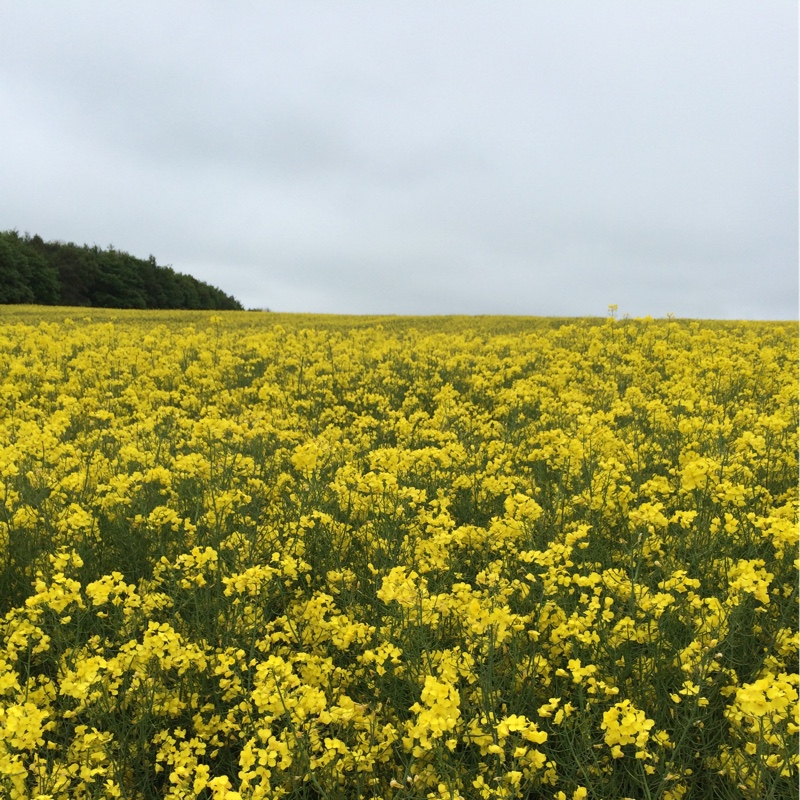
[0,311,794,799]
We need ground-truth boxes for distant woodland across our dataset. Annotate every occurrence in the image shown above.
[0,230,243,310]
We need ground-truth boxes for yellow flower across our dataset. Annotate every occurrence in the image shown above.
[601,700,655,755]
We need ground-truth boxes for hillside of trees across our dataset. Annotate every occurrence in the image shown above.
[0,230,243,310]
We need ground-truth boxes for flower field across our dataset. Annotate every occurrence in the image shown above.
[0,308,797,800]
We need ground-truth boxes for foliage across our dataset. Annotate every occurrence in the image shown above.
[0,231,242,310]
[0,310,796,799]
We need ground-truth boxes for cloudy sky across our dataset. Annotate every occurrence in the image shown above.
[0,2,796,318]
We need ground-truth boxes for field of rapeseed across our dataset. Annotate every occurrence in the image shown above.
[0,307,796,800]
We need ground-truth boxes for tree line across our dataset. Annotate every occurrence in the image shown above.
[0,230,243,310]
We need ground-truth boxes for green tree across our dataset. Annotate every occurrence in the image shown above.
[0,235,35,303]
[1,230,244,310]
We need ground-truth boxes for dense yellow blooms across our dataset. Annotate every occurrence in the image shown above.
[0,307,796,799]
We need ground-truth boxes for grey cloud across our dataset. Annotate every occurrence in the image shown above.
[0,1,795,318]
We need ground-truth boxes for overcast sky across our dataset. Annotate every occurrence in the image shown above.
[1,2,796,318]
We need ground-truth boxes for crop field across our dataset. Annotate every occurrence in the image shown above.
[0,308,796,800]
